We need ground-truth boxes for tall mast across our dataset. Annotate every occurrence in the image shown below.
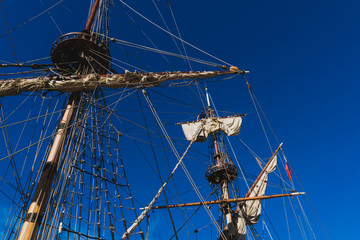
[204,88,237,227]
[50,0,110,75]
[17,93,80,240]
[85,0,101,31]
[17,2,102,239]
[205,87,221,163]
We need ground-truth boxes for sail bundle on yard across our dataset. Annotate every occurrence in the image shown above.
[0,70,245,97]
[180,115,243,142]
[220,146,280,240]
[243,154,277,224]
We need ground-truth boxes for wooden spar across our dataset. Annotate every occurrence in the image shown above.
[85,0,101,31]
[0,70,247,97]
[229,143,282,216]
[145,192,304,210]
[17,93,80,240]
[244,143,283,199]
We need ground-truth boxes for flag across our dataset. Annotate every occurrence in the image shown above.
[285,163,292,181]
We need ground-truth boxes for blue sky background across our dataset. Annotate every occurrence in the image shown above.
[0,0,359,239]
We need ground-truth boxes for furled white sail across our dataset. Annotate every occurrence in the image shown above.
[0,70,245,97]
[219,150,279,240]
[219,212,246,240]
[181,116,242,142]
[242,155,277,224]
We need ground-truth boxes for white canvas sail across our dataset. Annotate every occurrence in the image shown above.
[242,155,277,224]
[219,211,246,240]
[219,148,279,240]
[181,116,242,142]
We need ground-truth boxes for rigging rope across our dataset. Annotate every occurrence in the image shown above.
[119,5,173,66]
[40,0,63,35]
[36,90,144,239]
[0,0,65,39]
[243,75,327,240]
[169,186,220,240]
[167,0,194,70]
[122,89,221,239]
[141,90,226,239]
[244,76,273,153]
[120,121,196,239]
[0,0,18,64]
[151,0,187,67]
[137,91,179,240]
[117,0,233,67]
[206,88,279,240]
[155,118,192,240]
[104,36,225,68]
[0,108,27,205]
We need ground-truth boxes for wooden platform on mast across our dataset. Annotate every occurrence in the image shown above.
[206,163,238,184]
[50,32,111,75]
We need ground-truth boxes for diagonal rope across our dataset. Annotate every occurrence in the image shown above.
[121,123,196,239]
[0,0,18,63]
[40,0,63,35]
[137,91,179,240]
[106,36,224,68]
[243,75,328,239]
[141,90,226,239]
[0,107,27,205]
[0,0,64,39]
[117,0,232,67]
[166,0,193,70]
[119,4,172,66]
[151,0,189,68]
[169,186,220,240]
[244,76,273,153]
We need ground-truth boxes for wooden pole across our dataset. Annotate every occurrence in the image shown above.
[17,93,80,240]
[85,0,101,31]
[204,87,235,225]
[146,192,304,210]
[244,143,283,198]
[0,70,247,98]
[232,143,282,215]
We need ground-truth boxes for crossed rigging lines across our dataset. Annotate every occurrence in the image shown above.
[0,85,320,240]
[0,87,249,239]
[0,83,300,240]
[0,85,209,238]
[0,0,231,76]
[42,91,142,240]
[0,1,328,240]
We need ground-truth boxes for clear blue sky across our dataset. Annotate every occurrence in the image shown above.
[0,0,359,239]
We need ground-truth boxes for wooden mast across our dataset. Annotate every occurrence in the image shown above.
[85,0,101,31]
[17,1,102,239]
[205,87,233,225]
[17,93,80,240]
